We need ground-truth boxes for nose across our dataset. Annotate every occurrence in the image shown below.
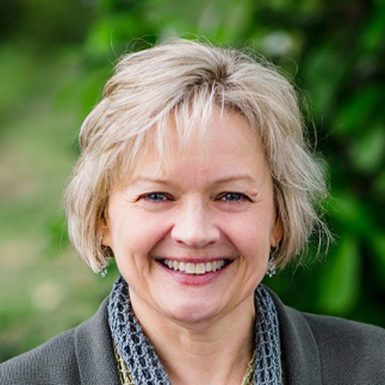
[171,198,220,249]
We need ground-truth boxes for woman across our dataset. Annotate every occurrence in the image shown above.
[1,39,384,385]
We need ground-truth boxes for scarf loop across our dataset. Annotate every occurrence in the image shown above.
[108,276,282,385]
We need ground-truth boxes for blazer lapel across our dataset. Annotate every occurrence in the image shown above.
[268,289,322,385]
[74,290,323,385]
[74,299,120,385]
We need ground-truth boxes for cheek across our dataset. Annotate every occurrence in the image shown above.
[221,214,273,258]
[110,212,171,259]
[110,220,157,282]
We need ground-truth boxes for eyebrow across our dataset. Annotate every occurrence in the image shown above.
[213,174,257,184]
[129,176,171,185]
[130,174,257,185]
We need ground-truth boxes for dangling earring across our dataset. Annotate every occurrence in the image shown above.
[266,257,277,278]
[99,247,114,278]
[99,233,112,278]
[266,246,279,278]
[99,265,108,278]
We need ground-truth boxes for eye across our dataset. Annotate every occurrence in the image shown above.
[140,192,172,202]
[217,192,250,202]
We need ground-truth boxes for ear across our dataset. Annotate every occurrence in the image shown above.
[101,225,113,248]
[100,209,113,248]
[270,218,283,248]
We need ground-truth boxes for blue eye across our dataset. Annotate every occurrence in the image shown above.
[144,192,169,201]
[219,192,249,202]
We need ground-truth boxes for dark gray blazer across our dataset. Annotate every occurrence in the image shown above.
[1,290,385,385]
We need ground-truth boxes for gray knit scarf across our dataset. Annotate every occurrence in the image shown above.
[108,276,283,385]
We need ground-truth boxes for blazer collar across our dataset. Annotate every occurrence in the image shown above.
[74,290,322,385]
[74,298,119,385]
[268,288,322,385]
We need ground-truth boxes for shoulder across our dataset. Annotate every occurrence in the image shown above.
[302,311,385,379]
[269,287,385,384]
[0,328,80,385]
[303,310,385,353]
[0,298,118,385]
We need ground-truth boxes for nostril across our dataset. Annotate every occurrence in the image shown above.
[171,227,220,248]
[170,205,221,247]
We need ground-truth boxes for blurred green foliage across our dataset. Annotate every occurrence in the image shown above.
[1,0,384,362]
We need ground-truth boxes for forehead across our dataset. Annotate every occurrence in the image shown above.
[127,108,270,182]
[112,105,270,190]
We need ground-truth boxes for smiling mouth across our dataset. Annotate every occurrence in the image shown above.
[157,259,233,275]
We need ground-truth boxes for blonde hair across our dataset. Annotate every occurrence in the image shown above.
[65,38,328,273]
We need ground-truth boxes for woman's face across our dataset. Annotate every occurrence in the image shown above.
[103,109,282,326]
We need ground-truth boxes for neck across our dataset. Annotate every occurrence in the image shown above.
[130,290,256,385]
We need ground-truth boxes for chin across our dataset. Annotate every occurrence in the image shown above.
[160,295,227,326]
[167,306,220,326]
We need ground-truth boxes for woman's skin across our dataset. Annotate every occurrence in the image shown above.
[103,109,282,385]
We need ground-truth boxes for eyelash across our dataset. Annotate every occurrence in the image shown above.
[217,192,251,203]
[140,192,173,202]
[139,192,251,203]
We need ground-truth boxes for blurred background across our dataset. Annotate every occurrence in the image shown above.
[1,0,384,362]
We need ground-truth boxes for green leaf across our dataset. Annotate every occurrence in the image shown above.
[350,123,385,173]
[361,3,385,52]
[302,45,346,119]
[84,20,113,58]
[334,85,381,135]
[317,236,360,315]
[370,234,385,288]
[373,170,385,197]
[327,191,373,235]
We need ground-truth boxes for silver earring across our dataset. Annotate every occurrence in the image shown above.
[99,232,112,278]
[266,257,277,278]
[266,246,279,278]
[99,265,108,278]
[99,250,113,278]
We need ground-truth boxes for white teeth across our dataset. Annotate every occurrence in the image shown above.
[186,263,195,274]
[162,259,227,274]
[196,263,205,274]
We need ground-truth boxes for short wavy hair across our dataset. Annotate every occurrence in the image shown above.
[65,38,328,273]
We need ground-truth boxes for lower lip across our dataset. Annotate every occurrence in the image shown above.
[156,261,232,286]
